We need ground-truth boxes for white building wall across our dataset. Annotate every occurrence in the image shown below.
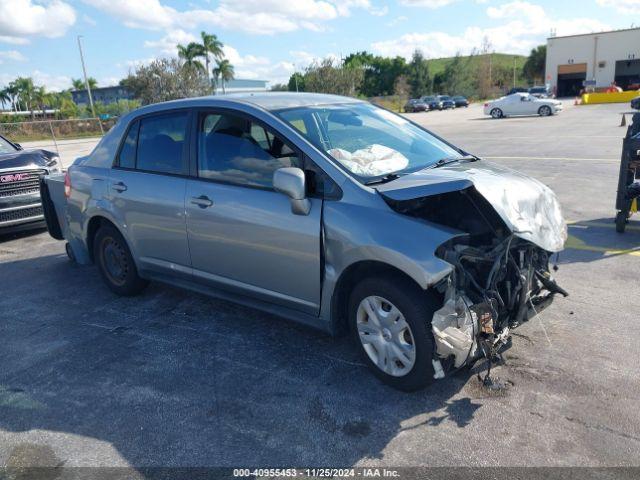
[546,28,640,91]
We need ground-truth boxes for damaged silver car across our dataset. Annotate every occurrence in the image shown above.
[41,93,567,391]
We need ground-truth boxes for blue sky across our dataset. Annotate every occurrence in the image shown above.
[0,0,636,91]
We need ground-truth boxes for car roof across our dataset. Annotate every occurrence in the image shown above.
[130,92,364,117]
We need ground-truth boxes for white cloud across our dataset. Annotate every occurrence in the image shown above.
[386,15,408,26]
[399,0,458,8]
[596,0,640,15]
[0,50,27,63]
[0,70,72,91]
[82,0,377,34]
[0,0,76,43]
[373,1,611,58]
[144,29,198,55]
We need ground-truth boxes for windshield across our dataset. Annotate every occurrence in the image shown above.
[274,102,462,181]
[0,136,17,154]
[439,96,451,100]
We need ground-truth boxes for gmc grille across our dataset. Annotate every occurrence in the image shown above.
[0,169,46,198]
[0,205,44,224]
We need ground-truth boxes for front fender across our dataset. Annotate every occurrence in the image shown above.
[319,199,462,321]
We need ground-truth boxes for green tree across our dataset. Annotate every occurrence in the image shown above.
[71,77,97,90]
[407,50,430,98]
[523,45,546,84]
[120,58,210,105]
[200,31,224,87]
[302,58,363,97]
[177,42,206,72]
[0,88,10,111]
[213,59,235,94]
[33,85,49,116]
[287,72,305,92]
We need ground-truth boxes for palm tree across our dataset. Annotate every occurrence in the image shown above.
[213,59,234,94]
[177,42,205,72]
[14,77,35,118]
[71,78,84,90]
[72,77,98,90]
[0,88,10,112]
[33,86,49,117]
[200,31,224,86]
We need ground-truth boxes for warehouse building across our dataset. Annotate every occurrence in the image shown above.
[545,27,640,97]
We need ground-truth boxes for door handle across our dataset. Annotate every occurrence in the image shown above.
[191,195,213,208]
[112,181,127,192]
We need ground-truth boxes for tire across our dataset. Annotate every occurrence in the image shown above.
[539,105,552,116]
[490,108,503,119]
[94,224,148,296]
[348,275,440,391]
[615,211,628,233]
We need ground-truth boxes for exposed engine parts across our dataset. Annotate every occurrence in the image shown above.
[383,185,568,380]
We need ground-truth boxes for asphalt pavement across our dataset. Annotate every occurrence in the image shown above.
[1,101,638,473]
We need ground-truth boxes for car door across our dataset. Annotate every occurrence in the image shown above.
[109,110,191,277]
[185,109,322,314]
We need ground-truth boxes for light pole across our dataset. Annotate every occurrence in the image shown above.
[513,57,517,88]
[293,63,299,92]
[77,35,102,133]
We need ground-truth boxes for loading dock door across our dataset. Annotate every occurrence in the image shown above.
[615,59,640,90]
[557,63,587,97]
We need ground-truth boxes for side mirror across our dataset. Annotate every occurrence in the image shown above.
[273,167,311,216]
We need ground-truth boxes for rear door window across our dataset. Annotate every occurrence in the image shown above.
[117,121,139,169]
[136,112,188,175]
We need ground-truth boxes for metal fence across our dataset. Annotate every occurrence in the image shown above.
[0,117,113,151]
[0,118,113,163]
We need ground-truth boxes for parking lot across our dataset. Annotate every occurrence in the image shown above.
[1,101,639,472]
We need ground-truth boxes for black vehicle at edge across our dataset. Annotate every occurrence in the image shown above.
[632,96,640,110]
[0,134,61,233]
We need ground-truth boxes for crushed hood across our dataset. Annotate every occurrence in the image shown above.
[376,161,567,252]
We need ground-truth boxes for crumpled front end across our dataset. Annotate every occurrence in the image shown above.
[378,162,568,376]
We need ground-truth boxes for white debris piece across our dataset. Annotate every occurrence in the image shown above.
[431,293,477,368]
[328,144,409,177]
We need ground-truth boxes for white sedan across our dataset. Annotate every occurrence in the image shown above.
[483,93,563,118]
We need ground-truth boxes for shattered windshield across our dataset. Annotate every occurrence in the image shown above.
[274,103,462,182]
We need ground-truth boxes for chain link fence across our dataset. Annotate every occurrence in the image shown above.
[0,118,114,165]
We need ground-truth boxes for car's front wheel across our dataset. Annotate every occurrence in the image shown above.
[94,224,148,296]
[349,276,440,391]
[490,108,503,118]
[539,105,552,116]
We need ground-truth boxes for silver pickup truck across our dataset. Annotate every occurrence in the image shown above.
[41,93,567,391]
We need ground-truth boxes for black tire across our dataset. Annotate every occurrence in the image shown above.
[615,211,628,233]
[94,224,148,296]
[348,275,440,391]
[490,108,503,119]
[539,105,552,116]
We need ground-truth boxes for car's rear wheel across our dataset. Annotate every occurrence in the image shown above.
[490,108,503,118]
[349,276,440,391]
[94,224,148,296]
[539,105,552,116]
